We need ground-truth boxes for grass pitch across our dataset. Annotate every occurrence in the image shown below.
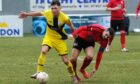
[0,33,140,84]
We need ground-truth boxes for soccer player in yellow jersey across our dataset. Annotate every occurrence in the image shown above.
[19,0,77,83]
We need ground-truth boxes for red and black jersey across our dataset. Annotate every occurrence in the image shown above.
[136,2,140,15]
[72,24,108,49]
[73,24,110,71]
[107,0,125,20]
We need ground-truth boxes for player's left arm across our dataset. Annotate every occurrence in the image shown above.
[93,41,108,73]
[66,19,75,33]
[123,1,127,14]
[106,1,122,11]
[123,8,127,14]
[136,3,140,19]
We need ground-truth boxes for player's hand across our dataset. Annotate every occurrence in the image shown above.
[90,68,97,78]
[19,11,28,19]
[116,4,122,10]
[106,8,111,11]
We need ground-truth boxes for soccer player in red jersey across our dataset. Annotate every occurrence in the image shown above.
[70,24,114,82]
[106,0,128,52]
[136,2,140,19]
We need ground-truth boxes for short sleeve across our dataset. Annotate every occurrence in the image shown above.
[41,10,50,18]
[64,14,70,23]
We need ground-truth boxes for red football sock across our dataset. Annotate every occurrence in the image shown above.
[80,56,93,70]
[120,30,126,49]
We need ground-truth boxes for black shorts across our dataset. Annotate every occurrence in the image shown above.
[111,20,125,32]
[73,36,95,51]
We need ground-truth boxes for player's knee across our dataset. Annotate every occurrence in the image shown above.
[41,46,49,54]
[41,49,48,54]
[63,58,69,65]
[86,53,93,58]
[64,59,69,64]
[120,30,125,34]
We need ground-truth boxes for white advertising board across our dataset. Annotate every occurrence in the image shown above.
[0,0,2,11]
[30,0,109,11]
[0,16,23,37]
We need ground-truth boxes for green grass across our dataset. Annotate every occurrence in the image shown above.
[0,33,140,84]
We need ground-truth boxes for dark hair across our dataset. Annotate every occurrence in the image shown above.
[107,28,114,36]
[51,0,61,6]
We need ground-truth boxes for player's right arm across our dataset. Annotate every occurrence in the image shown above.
[19,11,43,19]
[93,41,108,74]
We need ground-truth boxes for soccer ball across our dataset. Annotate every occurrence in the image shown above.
[36,72,49,83]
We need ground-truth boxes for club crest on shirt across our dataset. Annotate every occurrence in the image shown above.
[58,22,63,26]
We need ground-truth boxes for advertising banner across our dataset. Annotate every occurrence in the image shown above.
[0,16,23,37]
[30,0,109,11]
[32,15,110,36]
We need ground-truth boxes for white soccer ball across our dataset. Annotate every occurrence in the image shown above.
[37,72,49,83]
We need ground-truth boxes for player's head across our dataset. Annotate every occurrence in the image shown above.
[51,0,61,16]
[102,28,114,39]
